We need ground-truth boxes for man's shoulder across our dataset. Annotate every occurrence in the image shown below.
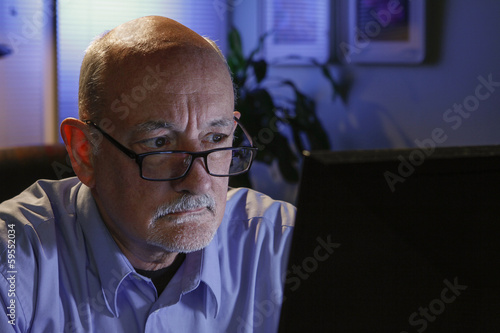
[0,178,83,331]
[225,187,296,228]
[0,177,82,258]
[221,187,295,248]
[0,177,81,228]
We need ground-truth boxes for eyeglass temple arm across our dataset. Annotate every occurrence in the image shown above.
[84,120,138,159]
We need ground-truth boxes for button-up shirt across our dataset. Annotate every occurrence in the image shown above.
[0,178,295,332]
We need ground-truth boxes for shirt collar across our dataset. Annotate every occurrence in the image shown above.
[158,230,222,318]
[75,184,135,317]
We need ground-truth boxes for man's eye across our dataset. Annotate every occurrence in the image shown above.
[154,137,167,147]
[141,136,169,149]
[209,133,228,144]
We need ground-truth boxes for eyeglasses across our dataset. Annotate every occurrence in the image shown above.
[84,118,257,181]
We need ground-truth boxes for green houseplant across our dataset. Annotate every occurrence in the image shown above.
[227,27,348,188]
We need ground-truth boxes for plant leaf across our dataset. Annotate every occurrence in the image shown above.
[247,31,271,63]
[227,27,247,86]
[228,27,243,58]
[252,59,267,84]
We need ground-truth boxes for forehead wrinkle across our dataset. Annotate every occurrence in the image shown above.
[132,120,175,134]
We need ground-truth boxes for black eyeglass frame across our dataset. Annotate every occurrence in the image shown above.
[84,117,258,181]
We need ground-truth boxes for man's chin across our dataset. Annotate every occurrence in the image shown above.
[149,231,216,253]
[147,216,219,253]
[161,214,202,225]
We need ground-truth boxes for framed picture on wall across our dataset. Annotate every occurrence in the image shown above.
[338,0,426,64]
[260,0,330,65]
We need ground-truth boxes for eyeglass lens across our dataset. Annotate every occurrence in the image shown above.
[141,148,254,180]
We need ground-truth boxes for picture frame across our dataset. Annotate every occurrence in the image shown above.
[260,0,330,65]
[338,0,426,64]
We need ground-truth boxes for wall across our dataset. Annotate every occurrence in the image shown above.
[233,0,500,202]
[0,0,57,147]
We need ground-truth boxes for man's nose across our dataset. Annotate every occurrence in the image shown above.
[171,156,212,194]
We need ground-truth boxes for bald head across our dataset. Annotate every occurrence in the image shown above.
[106,16,212,58]
[78,16,232,121]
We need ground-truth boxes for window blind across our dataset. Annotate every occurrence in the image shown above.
[262,0,330,64]
[0,0,48,147]
[56,0,228,124]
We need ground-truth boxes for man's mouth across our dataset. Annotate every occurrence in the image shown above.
[166,206,206,216]
[152,194,216,223]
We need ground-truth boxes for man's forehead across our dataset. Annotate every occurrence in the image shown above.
[104,51,232,99]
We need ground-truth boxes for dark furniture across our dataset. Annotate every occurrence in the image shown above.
[280,145,500,332]
[0,144,75,203]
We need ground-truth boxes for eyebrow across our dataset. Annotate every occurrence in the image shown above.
[209,118,234,128]
[131,117,234,135]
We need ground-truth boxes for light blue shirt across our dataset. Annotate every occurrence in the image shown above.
[0,178,295,332]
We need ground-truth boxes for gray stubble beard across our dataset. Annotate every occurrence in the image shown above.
[146,193,219,253]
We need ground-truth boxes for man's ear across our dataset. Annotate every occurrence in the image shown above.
[60,118,96,188]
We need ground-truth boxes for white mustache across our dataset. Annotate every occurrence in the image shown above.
[152,194,216,220]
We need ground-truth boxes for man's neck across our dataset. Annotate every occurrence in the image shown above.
[135,253,186,294]
[113,236,180,270]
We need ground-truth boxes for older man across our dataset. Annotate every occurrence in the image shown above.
[0,16,295,332]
